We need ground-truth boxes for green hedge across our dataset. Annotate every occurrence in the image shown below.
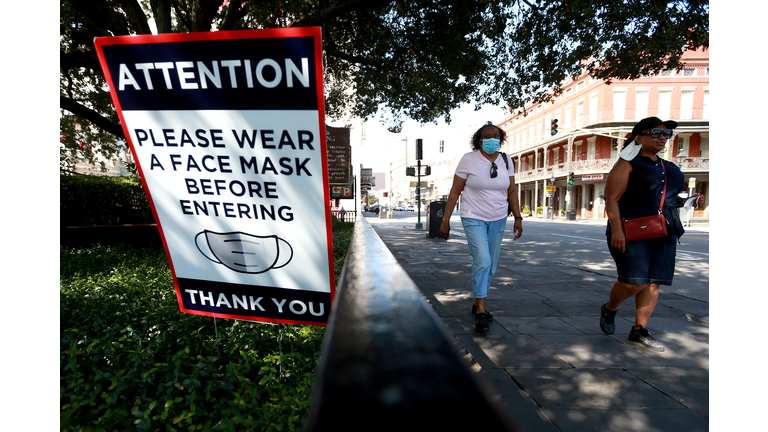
[60,174,154,227]
[61,220,355,431]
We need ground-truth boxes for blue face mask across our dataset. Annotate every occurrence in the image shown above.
[482,138,500,154]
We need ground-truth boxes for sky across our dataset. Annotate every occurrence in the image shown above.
[331,102,511,195]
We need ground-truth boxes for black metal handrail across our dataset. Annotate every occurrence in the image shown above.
[304,217,519,431]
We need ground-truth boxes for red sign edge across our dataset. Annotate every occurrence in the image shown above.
[93,27,335,327]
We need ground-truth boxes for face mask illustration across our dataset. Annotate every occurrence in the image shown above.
[195,230,293,274]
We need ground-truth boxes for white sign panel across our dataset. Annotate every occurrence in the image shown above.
[95,28,334,326]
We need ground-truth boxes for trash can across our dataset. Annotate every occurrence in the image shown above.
[426,200,447,238]
[545,206,554,219]
[566,210,576,221]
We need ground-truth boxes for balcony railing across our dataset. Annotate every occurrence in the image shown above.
[516,158,617,181]
[515,155,708,182]
[676,157,709,170]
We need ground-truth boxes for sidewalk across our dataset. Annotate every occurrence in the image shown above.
[366,216,709,432]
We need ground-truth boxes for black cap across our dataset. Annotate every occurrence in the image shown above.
[625,117,678,145]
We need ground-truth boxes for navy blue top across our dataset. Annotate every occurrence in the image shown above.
[607,155,685,238]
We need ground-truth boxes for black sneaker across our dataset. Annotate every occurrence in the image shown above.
[475,313,490,332]
[471,304,493,321]
[628,325,665,352]
[599,302,616,334]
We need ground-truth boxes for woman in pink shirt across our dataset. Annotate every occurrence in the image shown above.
[440,122,523,332]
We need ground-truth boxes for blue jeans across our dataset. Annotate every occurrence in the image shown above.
[461,217,507,299]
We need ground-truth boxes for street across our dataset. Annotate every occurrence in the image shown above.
[365,211,710,302]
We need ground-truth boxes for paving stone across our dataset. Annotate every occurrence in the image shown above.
[545,300,613,317]
[539,408,708,432]
[559,316,638,335]
[534,290,610,301]
[531,334,667,368]
[495,317,584,335]
[627,367,709,418]
[475,368,560,432]
[505,368,683,409]
[456,333,572,369]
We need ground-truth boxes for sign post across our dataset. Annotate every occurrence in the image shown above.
[94,28,334,326]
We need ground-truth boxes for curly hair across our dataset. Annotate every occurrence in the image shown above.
[470,121,507,151]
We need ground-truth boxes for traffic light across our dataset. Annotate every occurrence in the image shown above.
[424,166,431,176]
[416,138,423,160]
[568,172,574,185]
[439,140,444,153]
[551,119,559,135]
[383,192,388,197]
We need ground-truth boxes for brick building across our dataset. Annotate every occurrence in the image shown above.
[497,48,709,220]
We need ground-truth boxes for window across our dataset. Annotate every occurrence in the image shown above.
[528,125,534,145]
[703,88,709,119]
[680,89,695,120]
[676,135,690,157]
[576,102,584,127]
[537,120,543,142]
[589,94,598,123]
[554,148,560,165]
[699,135,709,158]
[612,90,626,120]
[683,68,695,76]
[611,138,619,159]
[577,80,584,90]
[575,143,582,160]
[658,90,672,119]
[587,138,596,160]
[660,68,673,76]
[635,89,649,119]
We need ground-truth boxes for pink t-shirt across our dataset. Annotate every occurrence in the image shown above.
[455,150,514,221]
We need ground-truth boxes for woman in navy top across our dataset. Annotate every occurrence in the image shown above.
[598,117,685,353]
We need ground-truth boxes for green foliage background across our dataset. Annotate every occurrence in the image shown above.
[61,219,354,431]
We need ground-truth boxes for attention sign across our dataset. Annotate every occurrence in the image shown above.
[94,28,334,326]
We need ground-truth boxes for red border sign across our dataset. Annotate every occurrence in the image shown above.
[95,28,334,326]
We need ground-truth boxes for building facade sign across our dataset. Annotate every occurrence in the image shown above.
[326,126,351,185]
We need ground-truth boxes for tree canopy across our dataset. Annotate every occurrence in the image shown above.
[60,0,709,172]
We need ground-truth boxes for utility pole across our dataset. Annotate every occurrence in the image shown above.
[415,138,424,230]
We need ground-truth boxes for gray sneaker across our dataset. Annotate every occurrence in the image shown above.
[628,325,665,352]
[600,302,616,334]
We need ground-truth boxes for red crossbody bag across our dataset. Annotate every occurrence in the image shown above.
[620,159,669,241]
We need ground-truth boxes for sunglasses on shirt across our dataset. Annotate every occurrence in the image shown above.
[490,162,498,178]
[638,128,674,139]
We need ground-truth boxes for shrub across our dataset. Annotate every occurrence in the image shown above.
[62,217,355,431]
[60,173,154,227]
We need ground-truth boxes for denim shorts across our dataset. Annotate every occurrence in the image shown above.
[607,235,678,286]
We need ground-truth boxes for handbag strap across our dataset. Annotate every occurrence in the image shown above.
[658,159,667,214]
